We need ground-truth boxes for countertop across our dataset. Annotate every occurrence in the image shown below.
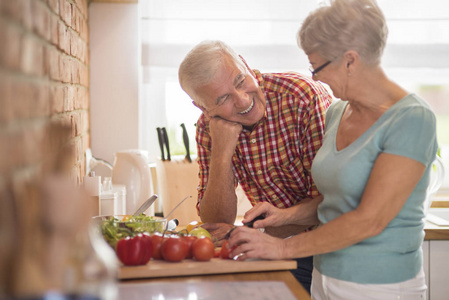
[424,198,449,240]
[118,270,311,300]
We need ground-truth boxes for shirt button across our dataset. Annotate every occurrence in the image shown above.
[257,170,262,175]
[251,138,256,144]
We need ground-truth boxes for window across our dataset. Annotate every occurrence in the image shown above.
[139,0,449,190]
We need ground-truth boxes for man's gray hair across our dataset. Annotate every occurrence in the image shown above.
[178,40,245,104]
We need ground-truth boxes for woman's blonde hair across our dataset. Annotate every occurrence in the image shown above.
[298,0,388,65]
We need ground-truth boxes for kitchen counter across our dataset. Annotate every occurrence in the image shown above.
[425,199,449,240]
[119,270,311,300]
[424,221,449,240]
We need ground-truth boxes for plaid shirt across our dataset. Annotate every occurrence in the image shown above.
[196,70,332,210]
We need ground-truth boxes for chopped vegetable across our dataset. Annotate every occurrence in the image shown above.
[99,214,164,249]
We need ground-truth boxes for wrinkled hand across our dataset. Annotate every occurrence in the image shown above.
[227,226,286,260]
[201,222,235,247]
[243,202,288,229]
[209,117,242,158]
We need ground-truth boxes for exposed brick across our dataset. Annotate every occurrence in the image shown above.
[65,85,75,111]
[72,60,81,84]
[73,0,87,20]
[20,35,45,76]
[50,85,65,114]
[59,0,71,27]
[82,133,90,155]
[11,80,34,119]
[74,87,86,110]
[59,55,71,83]
[1,0,32,30]
[80,64,88,87]
[73,112,81,137]
[31,0,51,41]
[79,17,88,43]
[46,46,60,81]
[47,0,59,15]
[10,80,49,119]
[71,4,78,31]
[81,110,89,134]
[49,14,59,46]
[58,21,70,54]
[35,84,51,117]
[0,18,22,71]
[0,0,91,187]
[0,74,13,124]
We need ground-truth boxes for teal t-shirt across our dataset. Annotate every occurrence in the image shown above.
[311,94,438,284]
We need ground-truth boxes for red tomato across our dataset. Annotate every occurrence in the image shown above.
[220,240,236,259]
[149,233,166,260]
[139,233,153,263]
[161,237,188,262]
[116,234,153,266]
[181,235,197,259]
[192,237,215,261]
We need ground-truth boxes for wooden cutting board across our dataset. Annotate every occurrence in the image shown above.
[118,258,297,279]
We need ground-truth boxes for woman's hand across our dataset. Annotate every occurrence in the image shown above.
[227,226,286,260]
[243,202,289,229]
[200,222,235,246]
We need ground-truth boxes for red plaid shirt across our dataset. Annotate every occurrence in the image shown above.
[196,70,332,209]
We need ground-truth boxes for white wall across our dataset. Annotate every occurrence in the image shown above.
[89,2,141,164]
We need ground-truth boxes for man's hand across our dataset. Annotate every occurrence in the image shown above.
[208,117,242,157]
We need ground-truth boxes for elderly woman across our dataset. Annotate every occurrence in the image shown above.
[227,0,438,299]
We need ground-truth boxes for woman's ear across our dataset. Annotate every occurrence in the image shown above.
[343,50,359,73]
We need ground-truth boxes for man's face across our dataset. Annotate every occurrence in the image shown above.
[194,55,266,127]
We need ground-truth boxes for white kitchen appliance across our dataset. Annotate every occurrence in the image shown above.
[111,150,154,216]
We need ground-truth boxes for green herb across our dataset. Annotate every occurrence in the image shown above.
[99,214,165,249]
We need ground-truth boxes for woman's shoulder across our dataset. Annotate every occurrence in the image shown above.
[389,94,436,122]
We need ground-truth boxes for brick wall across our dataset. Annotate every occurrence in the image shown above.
[0,0,90,187]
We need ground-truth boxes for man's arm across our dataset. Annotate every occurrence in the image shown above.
[198,117,242,224]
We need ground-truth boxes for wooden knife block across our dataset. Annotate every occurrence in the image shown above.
[156,156,202,226]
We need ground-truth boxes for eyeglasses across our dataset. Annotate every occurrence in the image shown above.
[309,60,332,77]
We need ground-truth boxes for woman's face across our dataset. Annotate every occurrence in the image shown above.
[308,53,349,100]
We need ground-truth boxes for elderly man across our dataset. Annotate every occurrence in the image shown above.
[178,40,332,293]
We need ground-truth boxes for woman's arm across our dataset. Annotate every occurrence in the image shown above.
[228,153,426,260]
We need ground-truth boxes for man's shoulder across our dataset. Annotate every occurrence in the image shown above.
[261,71,329,97]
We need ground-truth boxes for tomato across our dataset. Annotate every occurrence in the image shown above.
[192,237,215,261]
[161,237,188,262]
[116,233,153,266]
[220,240,236,259]
[181,235,197,259]
[149,233,165,260]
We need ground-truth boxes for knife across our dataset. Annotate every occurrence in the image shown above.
[224,214,266,239]
[156,127,165,161]
[180,123,192,163]
[161,127,171,161]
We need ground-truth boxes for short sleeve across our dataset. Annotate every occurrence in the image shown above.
[383,106,438,166]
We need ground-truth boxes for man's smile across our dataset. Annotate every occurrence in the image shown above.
[238,98,254,115]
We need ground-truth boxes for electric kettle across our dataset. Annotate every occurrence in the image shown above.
[112,150,154,215]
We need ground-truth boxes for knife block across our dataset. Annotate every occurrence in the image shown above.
[156,156,202,226]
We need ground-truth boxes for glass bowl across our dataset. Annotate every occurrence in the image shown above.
[93,215,167,248]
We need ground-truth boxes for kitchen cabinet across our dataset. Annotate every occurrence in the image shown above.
[423,240,449,300]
